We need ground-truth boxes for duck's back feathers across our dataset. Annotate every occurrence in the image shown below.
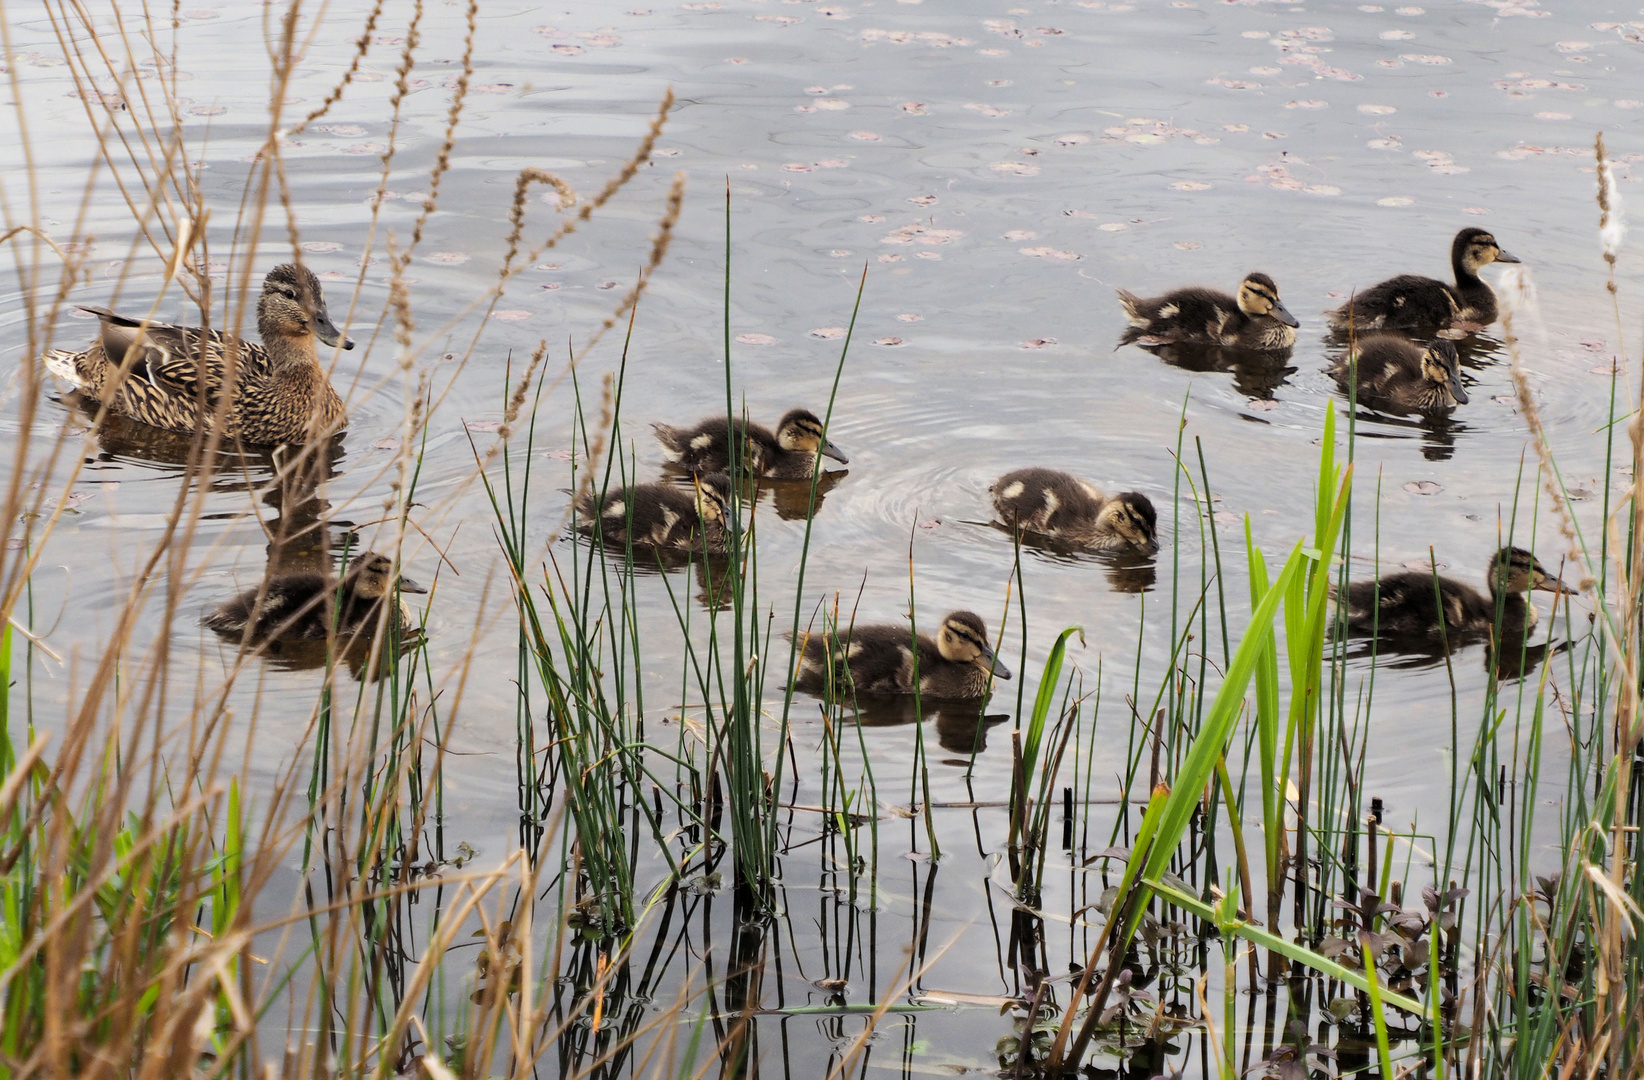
[1339,571,1499,639]
[1329,334,1467,414]
[1327,275,1459,332]
[1117,275,1297,350]
[575,479,730,554]
[652,417,773,474]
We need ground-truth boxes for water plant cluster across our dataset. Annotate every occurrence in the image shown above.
[3,4,1644,1079]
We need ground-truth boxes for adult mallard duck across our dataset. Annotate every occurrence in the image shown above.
[1327,227,1520,332]
[1328,334,1468,414]
[1337,546,1570,640]
[793,610,1011,700]
[574,474,734,555]
[653,408,848,480]
[204,550,426,642]
[989,467,1158,555]
[45,263,353,445]
[1117,272,1299,351]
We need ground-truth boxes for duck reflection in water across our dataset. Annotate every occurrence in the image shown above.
[807,695,1010,757]
[1135,340,1297,400]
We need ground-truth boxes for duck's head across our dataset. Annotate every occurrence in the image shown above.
[1487,546,1570,597]
[1237,273,1299,328]
[776,409,849,464]
[693,473,735,523]
[344,551,427,600]
[1453,228,1520,273]
[1420,340,1469,404]
[1098,491,1159,555]
[260,263,354,351]
[935,611,1011,680]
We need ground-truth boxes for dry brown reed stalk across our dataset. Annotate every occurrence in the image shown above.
[287,0,386,137]
[569,372,619,520]
[407,0,479,254]
[1500,304,1588,586]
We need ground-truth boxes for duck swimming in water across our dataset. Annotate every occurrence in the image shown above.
[990,468,1158,555]
[653,408,847,479]
[1327,227,1520,333]
[794,610,1011,700]
[46,263,353,445]
[1337,546,1570,641]
[1328,334,1468,415]
[1117,272,1299,351]
[574,474,735,555]
[204,551,425,642]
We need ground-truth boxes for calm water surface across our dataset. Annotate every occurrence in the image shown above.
[3,0,1641,1070]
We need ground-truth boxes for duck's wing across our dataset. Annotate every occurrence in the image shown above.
[85,307,259,403]
[1331,275,1459,329]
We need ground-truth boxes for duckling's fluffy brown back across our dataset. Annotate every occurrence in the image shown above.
[793,620,996,700]
[574,479,730,554]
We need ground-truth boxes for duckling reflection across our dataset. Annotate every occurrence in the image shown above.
[758,467,848,521]
[1334,547,1572,649]
[1135,340,1297,400]
[793,611,1010,702]
[807,694,1009,756]
[1348,408,1469,464]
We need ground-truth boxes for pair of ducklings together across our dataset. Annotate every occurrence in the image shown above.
[1120,227,1518,415]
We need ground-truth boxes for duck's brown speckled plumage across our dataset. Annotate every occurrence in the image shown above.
[1117,272,1299,351]
[653,408,848,480]
[794,610,1011,700]
[1328,228,1521,332]
[45,263,352,445]
[203,551,426,642]
[990,467,1158,555]
[574,474,734,555]
[1329,334,1469,415]
[1337,546,1569,640]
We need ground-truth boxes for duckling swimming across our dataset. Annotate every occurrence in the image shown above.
[574,474,734,555]
[990,468,1158,555]
[1117,272,1299,351]
[1337,546,1570,640]
[204,551,426,642]
[794,610,1011,700]
[1327,227,1520,332]
[1328,334,1468,415]
[653,408,847,480]
[45,263,353,445]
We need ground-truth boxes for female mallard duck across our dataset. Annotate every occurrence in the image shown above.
[574,474,734,555]
[1328,334,1468,414]
[45,263,353,445]
[990,468,1158,555]
[653,408,848,480]
[794,610,1011,700]
[1327,227,1520,332]
[204,551,426,642]
[1117,272,1299,351]
[1338,546,1570,640]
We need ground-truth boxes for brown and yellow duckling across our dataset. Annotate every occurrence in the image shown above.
[1327,227,1520,332]
[1338,546,1570,640]
[1328,334,1468,415]
[574,473,734,555]
[46,263,353,445]
[990,468,1158,555]
[653,408,847,480]
[794,610,1011,701]
[1117,272,1299,351]
[204,551,426,642]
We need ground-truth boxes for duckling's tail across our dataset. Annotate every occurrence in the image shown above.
[650,421,685,461]
[43,349,88,388]
[1114,288,1144,324]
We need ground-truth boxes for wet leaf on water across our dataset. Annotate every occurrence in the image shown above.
[878,253,902,263]
[374,438,400,451]
[848,130,881,140]
[1002,229,1037,240]
[1174,240,1201,250]
[1054,133,1089,145]
[539,282,561,290]
[918,518,940,529]
[907,193,938,205]
[991,161,1040,175]
[1213,511,1238,525]
[1170,180,1212,191]
[735,333,776,345]
[809,327,846,339]
[896,312,922,322]
[1462,206,1491,214]
[493,310,532,322]
[915,251,941,259]
[1020,246,1082,260]
[597,280,619,290]
[1286,99,1328,109]
[1395,5,1425,13]
[1491,394,1517,404]
[1097,222,1129,231]
[426,252,470,265]
[1617,99,1643,109]
[874,336,905,346]
[1536,111,1572,120]
[828,249,852,257]
[1021,337,1057,348]
[1378,196,1415,206]
[859,214,885,223]
[1242,29,1270,38]
[465,420,502,433]
[726,56,748,64]
[1306,184,1342,195]
[755,13,798,23]
[1358,104,1397,115]
[1223,122,1250,132]
[963,103,1011,117]
[1247,399,1279,412]
[1403,480,1443,495]
[881,223,963,244]
[302,241,341,252]
[189,104,227,116]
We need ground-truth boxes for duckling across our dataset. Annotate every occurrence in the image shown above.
[204,551,426,642]
[1327,227,1521,332]
[45,263,353,445]
[989,468,1158,555]
[794,610,1011,700]
[1117,272,1299,351]
[574,474,734,555]
[1338,546,1570,640]
[1328,334,1468,415]
[653,408,848,480]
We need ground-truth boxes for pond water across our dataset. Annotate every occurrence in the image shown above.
[2,0,1640,1072]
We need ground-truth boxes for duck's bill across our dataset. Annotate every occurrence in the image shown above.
[315,308,356,350]
[821,439,849,464]
[1272,301,1301,328]
[1448,374,1470,405]
[1494,247,1522,264]
[983,649,1013,680]
[1533,575,1574,596]
[398,575,430,595]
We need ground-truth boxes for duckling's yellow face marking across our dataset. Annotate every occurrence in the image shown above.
[776,410,848,464]
[934,613,1010,678]
[350,555,397,600]
[1462,235,1504,271]
[1238,280,1277,317]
